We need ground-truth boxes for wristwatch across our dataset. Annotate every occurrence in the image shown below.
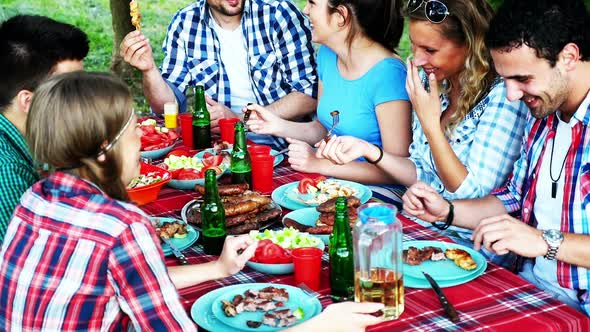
[542,229,564,260]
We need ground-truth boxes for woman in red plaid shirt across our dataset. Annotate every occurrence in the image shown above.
[0,71,384,331]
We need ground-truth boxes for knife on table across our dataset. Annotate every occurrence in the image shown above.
[161,236,189,265]
[422,271,460,323]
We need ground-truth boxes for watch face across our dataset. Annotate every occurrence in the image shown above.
[544,229,564,243]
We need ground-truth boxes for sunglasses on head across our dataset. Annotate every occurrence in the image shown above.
[407,0,450,24]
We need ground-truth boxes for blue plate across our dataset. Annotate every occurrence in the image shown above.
[140,144,173,160]
[149,217,199,256]
[192,284,251,332]
[272,179,372,211]
[245,241,325,275]
[403,241,487,288]
[196,147,284,167]
[281,208,329,245]
[210,284,322,332]
[403,240,486,281]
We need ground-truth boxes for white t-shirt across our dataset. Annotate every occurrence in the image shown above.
[210,15,256,114]
[530,112,579,304]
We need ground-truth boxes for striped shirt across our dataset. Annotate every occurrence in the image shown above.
[0,172,197,331]
[493,92,590,315]
[161,0,317,114]
[0,114,39,242]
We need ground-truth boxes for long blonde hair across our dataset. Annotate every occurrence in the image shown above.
[409,0,495,133]
[26,72,133,200]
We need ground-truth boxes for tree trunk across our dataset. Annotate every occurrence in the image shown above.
[109,0,134,78]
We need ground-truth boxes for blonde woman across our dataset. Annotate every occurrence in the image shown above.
[317,0,528,263]
[0,72,383,331]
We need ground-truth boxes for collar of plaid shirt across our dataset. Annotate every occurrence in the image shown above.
[494,93,590,308]
[0,114,35,167]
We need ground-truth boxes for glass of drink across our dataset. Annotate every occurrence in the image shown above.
[353,203,404,320]
[251,154,274,194]
[178,113,193,149]
[219,118,240,144]
[164,102,178,129]
[292,247,323,291]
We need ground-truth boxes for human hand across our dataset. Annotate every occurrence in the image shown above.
[245,104,286,136]
[205,96,234,134]
[471,214,546,257]
[314,135,371,165]
[290,302,384,332]
[405,60,443,134]
[402,181,449,223]
[286,137,323,173]
[215,234,257,277]
[120,30,156,73]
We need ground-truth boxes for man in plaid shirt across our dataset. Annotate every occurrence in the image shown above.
[121,0,317,147]
[403,0,590,315]
[0,15,88,241]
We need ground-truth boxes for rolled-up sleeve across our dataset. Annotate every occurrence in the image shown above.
[446,83,528,199]
[271,1,317,99]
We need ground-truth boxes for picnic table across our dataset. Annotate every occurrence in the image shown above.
[141,160,590,331]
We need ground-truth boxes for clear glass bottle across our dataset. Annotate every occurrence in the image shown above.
[353,203,404,320]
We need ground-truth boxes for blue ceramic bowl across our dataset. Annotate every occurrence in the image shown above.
[245,241,325,275]
[167,171,224,190]
[140,145,173,160]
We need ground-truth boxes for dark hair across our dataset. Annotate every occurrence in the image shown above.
[486,0,590,66]
[0,15,89,113]
[328,0,404,53]
[407,0,495,133]
[27,72,133,201]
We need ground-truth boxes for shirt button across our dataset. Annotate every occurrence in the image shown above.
[524,208,530,215]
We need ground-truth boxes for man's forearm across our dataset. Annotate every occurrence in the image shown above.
[452,195,508,230]
[142,68,177,114]
[266,91,317,120]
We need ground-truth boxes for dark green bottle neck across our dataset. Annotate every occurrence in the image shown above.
[204,172,220,203]
[333,199,351,235]
[193,86,210,125]
[233,122,247,149]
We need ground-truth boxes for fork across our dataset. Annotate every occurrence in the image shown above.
[298,283,351,302]
[324,110,340,142]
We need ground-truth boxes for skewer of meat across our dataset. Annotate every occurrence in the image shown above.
[316,196,361,213]
[194,183,249,196]
[318,207,358,225]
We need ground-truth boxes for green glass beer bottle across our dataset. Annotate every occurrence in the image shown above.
[329,196,354,298]
[230,121,252,188]
[201,168,226,255]
[192,85,212,149]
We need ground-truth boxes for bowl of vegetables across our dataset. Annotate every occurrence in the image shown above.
[161,154,229,190]
[139,119,179,160]
[127,162,171,205]
[246,228,325,275]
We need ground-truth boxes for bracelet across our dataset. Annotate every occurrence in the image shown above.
[433,198,454,230]
[366,144,384,165]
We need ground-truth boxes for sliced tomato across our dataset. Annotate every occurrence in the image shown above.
[297,177,315,194]
[169,168,183,179]
[202,152,214,159]
[203,165,223,176]
[177,168,202,180]
[141,125,157,135]
[313,176,327,186]
[203,155,223,167]
[167,130,179,140]
[166,148,191,158]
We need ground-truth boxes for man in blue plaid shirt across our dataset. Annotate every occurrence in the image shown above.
[121,0,317,147]
[0,15,89,241]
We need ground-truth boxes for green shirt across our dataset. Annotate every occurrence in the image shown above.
[0,114,39,241]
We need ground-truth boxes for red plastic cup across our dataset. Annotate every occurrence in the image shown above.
[219,118,240,144]
[292,247,323,291]
[251,154,274,194]
[178,113,193,149]
[248,144,272,157]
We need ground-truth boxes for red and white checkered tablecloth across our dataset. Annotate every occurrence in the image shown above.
[141,160,590,331]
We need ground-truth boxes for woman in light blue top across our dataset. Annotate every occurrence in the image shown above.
[246,0,412,184]
[316,0,528,265]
